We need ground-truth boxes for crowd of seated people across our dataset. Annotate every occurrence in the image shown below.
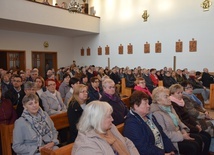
[1,64,214,154]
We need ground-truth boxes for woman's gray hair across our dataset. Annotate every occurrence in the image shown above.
[22,93,39,105]
[24,81,35,90]
[152,86,169,103]
[102,78,114,89]
[77,101,113,134]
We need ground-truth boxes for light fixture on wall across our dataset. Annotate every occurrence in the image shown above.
[68,0,81,13]
[201,0,212,11]
[142,10,149,22]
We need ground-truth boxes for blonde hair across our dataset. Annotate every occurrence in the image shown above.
[77,101,113,133]
[68,84,88,106]
[169,84,183,95]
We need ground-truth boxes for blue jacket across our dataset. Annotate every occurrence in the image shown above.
[123,110,177,155]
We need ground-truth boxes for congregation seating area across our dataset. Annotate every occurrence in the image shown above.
[1,65,214,154]
[0,114,124,155]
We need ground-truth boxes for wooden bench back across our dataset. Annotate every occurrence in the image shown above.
[121,78,132,97]
[0,112,69,155]
[41,123,125,155]
[121,96,130,109]
[50,112,69,130]
[41,143,74,155]
[0,124,14,155]
[209,84,214,109]
[158,80,163,86]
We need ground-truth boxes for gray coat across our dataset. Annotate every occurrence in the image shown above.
[58,81,70,99]
[150,103,189,151]
[72,124,139,155]
[12,111,59,155]
[41,90,67,115]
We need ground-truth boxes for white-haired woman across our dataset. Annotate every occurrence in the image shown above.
[100,78,128,125]
[72,101,139,155]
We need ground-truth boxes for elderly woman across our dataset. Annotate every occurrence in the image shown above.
[124,91,177,155]
[180,81,214,136]
[188,70,210,104]
[100,78,128,125]
[40,79,67,116]
[16,81,44,118]
[169,84,211,155]
[72,101,139,155]
[12,94,59,155]
[134,77,152,104]
[67,84,88,143]
[150,86,205,155]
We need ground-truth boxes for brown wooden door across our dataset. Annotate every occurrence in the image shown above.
[32,52,57,78]
[0,50,25,72]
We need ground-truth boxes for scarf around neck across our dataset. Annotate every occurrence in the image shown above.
[99,130,130,155]
[21,108,53,147]
[170,96,185,107]
[159,105,179,127]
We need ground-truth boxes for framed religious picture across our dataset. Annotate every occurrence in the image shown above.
[118,44,123,54]
[105,45,110,55]
[144,42,150,53]
[98,46,102,55]
[127,43,133,54]
[80,47,84,56]
[189,38,197,52]
[155,41,161,53]
[176,39,183,52]
[87,47,90,56]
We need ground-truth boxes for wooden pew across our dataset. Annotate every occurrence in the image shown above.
[158,80,163,86]
[0,112,69,155]
[50,112,69,130]
[41,123,125,155]
[121,78,132,97]
[0,124,14,155]
[121,96,130,109]
[209,84,214,109]
[41,143,74,155]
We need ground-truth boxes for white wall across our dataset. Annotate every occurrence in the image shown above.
[0,30,74,69]
[1,0,214,71]
[71,0,214,71]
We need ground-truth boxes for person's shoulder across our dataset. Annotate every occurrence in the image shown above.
[41,91,48,97]
[14,117,26,126]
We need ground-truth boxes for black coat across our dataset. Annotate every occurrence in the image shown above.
[88,85,100,103]
[67,101,83,143]
[4,87,25,106]
[100,93,128,125]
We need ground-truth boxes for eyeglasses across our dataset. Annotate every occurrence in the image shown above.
[185,86,193,89]
[48,83,56,87]
[13,80,22,82]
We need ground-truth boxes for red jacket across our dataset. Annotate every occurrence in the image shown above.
[0,98,17,124]
[150,74,159,86]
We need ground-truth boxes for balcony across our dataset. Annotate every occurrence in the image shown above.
[0,0,100,37]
